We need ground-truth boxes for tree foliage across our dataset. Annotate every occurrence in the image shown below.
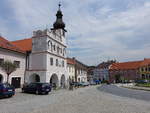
[0,60,17,83]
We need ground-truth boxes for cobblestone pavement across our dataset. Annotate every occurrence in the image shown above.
[0,85,150,113]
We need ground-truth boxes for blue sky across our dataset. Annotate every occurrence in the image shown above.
[0,0,150,65]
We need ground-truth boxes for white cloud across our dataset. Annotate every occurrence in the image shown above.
[0,0,150,65]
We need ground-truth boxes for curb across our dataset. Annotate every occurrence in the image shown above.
[122,86,150,91]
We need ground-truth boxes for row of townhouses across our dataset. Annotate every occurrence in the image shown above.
[0,6,88,88]
[67,58,87,83]
[87,59,150,83]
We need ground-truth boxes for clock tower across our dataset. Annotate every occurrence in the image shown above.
[25,4,68,88]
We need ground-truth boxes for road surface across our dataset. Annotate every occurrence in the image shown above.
[0,85,150,113]
[98,84,150,101]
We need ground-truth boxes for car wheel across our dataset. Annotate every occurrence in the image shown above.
[45,92,49,95]
[8,95,13,98]
[35,90,39,95]
[22,89,25,93]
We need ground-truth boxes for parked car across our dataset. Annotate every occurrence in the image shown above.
[0,83,15,98]
[94,80,101,84]
[22,82,51,95]
[72,82,81,87]
[89,81,96,85]
[80,82,90,87]
[135,80,149,84]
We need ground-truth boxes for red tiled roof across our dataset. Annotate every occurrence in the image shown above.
[110,59,150,70]
[67,58,75,65]
[140,58,150,67]
[11,38,32,52]
[0,36,25,53]
[110,61,143,70]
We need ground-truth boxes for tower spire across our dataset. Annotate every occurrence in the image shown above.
[58,2,61,10]
[53,3,65,30]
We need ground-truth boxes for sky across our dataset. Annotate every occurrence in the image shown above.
[0,0,150,66]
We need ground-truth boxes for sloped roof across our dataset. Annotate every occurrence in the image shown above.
[140,58,150,67]
[110,59,150,70]
[0,36,25,53]
[110,61,143,70]
[67,58,75,65]
[11,38,32,52]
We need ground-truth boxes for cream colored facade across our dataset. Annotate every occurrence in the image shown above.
[67,63,75,82]
[139,66,150,79]
[77,69,87,82]
[0,48,26,87]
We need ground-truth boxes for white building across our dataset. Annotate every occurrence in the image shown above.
[12,5,68,88]
[74,58,87,82]
[0,37,26,88]
[67,57,88,83]
[67,58,75,82]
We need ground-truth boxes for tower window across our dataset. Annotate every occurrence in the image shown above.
[56,59,58,66]
[53,45,56,51]
[50,58,53,66]
[57,46,59,54]
[62,60,64,67]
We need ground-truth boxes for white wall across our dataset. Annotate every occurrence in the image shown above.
[26,28,68,87]
[0,48,26,85]
[67,64,75,81]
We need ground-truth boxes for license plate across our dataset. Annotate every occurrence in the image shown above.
[8,89,12,91]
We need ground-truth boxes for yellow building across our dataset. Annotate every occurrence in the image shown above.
[139,65,150,79]
[139,58,150,79]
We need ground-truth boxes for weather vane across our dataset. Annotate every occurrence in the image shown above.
[58,2,61,10]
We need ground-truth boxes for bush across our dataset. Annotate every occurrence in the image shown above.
[135,83,150,87]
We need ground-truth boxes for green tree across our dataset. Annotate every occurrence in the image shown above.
[0,60,17,83]
[115,74,121,83]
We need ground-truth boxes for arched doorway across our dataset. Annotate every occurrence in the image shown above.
[115,74,121,83]
[142,74,145,79]
[29,74,40,83]
[50,74,58,89]
[60,75,65,88]
[0,74,3,83]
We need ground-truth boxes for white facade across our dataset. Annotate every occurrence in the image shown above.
[77,69,87,82]
[25,29,68,88]
[0,48,26,87]
[93,68,109,81]
[67,63,75,82]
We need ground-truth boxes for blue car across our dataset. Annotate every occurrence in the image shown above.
[0,83,15,98]
[94,80,101,84]
[22,82,51,95]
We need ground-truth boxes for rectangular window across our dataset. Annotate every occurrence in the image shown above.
[56,59,58,66]
[50,58,53,66]
[145,67,148,71]
[0,58,4,66]
[62,60,64,67]
[14,61,20,68]
[53,45,56,51]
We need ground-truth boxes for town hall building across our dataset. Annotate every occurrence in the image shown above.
[0,4,89,88]
[12,4,68,88]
